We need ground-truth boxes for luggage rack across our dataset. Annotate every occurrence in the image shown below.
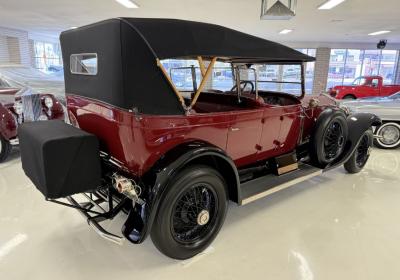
[47,188,129,245]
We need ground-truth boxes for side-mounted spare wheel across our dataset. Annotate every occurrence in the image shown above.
[310,109,348,167]
[0,136,12,163]
[151,165,228,260]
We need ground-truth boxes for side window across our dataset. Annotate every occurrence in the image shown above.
[70,53,98,75]
[371,79,379,87]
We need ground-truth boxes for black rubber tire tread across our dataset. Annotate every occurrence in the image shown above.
[310,109,348,167]
[0,136,12,163]
[344,130,373,174]
[151,165,228,260]
[343,94,356,100]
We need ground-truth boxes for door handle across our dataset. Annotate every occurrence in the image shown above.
[230,127,240,132]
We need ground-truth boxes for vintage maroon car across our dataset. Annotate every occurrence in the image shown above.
[19,18,380,259]
[0,71,65,162]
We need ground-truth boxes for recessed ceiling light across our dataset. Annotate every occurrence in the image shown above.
[368,30,391,36]
[318,0,346,10]
[279,29,293,35]
[114,0,139,9]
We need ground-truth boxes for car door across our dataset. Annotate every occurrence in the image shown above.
[257,104,302,159]
[277,104,302,153]
[226,109,264,167]
[257,106,284,159]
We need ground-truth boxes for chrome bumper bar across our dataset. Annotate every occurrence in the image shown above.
[10,138,19,146]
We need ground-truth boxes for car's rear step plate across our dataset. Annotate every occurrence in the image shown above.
[240,164,322,205]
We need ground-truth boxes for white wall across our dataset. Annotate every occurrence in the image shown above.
[0,26,31,66]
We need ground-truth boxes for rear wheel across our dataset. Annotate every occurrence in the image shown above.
[374,122,400,149]
[0,136,12,163]
[151,165,228,260]
[344,130,373,173]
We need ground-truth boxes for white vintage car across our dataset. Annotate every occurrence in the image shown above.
[343,92,400,149]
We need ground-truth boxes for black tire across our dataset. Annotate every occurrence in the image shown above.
[343,94,356,100]
[344,130,373,173]
[0,136,12,163]
[311,110,348,167]
[373,122,400,149]
[151,165,228,260]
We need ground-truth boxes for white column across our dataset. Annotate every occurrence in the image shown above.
[312,47,331,95]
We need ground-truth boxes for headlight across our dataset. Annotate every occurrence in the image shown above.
[13,102,23,115]
[38,115,49,121]
[339,104,351,115]
[44,97,54,108]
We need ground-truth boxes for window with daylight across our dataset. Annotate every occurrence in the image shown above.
[327,49,399,89]
[33,41,63,73]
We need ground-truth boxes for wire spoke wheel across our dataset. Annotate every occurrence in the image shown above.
[322,120,345,162]
[171,183,218,244]
[355,134,370,168]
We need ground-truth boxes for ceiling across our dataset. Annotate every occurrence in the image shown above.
[0,0,399,47]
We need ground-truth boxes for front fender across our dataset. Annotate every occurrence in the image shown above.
[0,104,17,140]
[121,141,240,244]
[325,113,381,171]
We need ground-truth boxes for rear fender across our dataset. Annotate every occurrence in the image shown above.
[122,141,240,244]
[325,113,381,171]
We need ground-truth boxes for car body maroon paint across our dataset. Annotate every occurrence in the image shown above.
[67,92,336,178]
[329,76,400,99]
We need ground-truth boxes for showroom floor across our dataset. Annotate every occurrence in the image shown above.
[1,148,400,280]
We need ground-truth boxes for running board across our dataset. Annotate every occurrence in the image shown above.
[240,164,322,205]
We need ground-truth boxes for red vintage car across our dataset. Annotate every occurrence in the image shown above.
[329,76,400,99]
[0,67,65,162]
[18,18,380,260]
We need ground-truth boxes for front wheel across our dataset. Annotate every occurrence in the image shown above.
[151,165,228,260]
[374,122,400,149]
[0,136,12,163]
[344,130,373,173]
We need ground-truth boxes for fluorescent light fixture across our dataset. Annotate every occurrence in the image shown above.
[279,29,293,34]
[318,0,346,10]
[70,27,78,29]
[368,30,391,36]
[115,0,139,8]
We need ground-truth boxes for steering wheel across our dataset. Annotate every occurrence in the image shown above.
[231,81,255,93]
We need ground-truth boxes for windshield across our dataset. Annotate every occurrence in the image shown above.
[162,59,305,96]
[352,77,367,86]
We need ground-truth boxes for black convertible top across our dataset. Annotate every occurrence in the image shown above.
[60,18,314,115]
[120,18,314,63]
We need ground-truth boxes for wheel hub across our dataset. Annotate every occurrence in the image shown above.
[381,126,400,145]
[197,210,210,225]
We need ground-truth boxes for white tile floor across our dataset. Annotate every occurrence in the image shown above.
[1,147,400,280]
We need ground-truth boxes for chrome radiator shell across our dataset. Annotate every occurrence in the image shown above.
[22,94,42,122]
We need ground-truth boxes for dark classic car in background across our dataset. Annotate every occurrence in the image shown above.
[343,91,400,149]
[0,65,65,162]
[18,18,380,260]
